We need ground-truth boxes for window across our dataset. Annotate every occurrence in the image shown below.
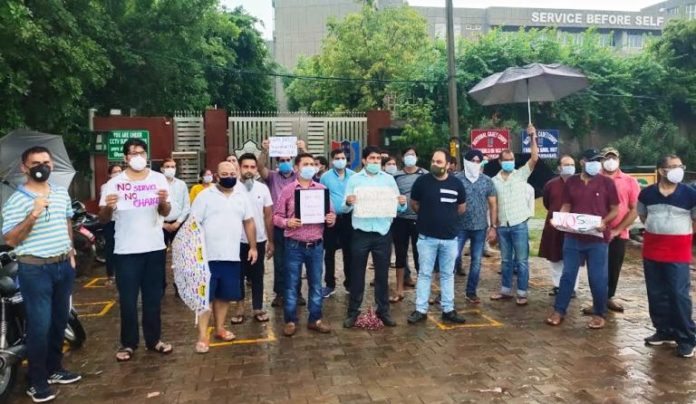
[686,4,696,20]
[599,33,615,47]
[667,7,679,15]
[558,32,583,46]
[627,33,644,49]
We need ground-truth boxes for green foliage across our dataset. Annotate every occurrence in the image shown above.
[610,116,696,167]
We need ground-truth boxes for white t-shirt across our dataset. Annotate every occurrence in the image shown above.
[190,186,253,261]
[99,170,171,255]
[237,181,273,243]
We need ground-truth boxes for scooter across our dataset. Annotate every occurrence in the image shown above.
[0,250,86,401]
[71,201,101,277]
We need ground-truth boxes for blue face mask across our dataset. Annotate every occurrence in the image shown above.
[366,163,381,174]
[299,166,317,180]
[501,161,515,172]
[584,161,601,176]
[560,165,576,177]
[333,159,347,170]
[403,155,417,167]
[278,161,292,174]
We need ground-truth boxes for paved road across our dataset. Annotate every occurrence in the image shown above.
[10,245,696,403]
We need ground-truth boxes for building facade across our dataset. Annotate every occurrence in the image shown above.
[272,0,694,109]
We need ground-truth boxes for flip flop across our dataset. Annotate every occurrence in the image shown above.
[230,315,245,325]
[115,347,134,362]
[587,316,606,329]
[490,293,514,301]
[195,341,209,354]
[545,313,564,326]
[214,330,236,341]
[253,311,269,322]
[516,297,528,306]
[389,295,404,303]
[147,341,173,355]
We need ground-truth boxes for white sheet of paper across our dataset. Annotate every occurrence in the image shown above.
[112,181,160,211]
[353,187,398,218]
[299,189,326,224]
[269,136,298,157]
[551,212,603,238]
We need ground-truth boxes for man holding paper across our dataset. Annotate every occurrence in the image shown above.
[273,153,336,337]
[546,149,619,330]
[342,146,408,329]
[99,138,173,362]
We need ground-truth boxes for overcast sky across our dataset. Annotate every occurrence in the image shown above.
[221,0,663,39]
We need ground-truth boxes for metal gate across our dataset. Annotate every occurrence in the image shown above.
[173,112,205,185]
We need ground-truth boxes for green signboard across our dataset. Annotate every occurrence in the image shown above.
[107,130,150,161]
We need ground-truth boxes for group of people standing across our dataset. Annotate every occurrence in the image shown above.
[3,127,695,402]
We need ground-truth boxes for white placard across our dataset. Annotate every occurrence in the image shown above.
[269,136,298,157]
[353,187,398,218]
[112,181,160,211]
[551,212,603,238]
[298,189,326,224]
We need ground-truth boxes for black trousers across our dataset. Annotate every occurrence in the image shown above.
[348,229,391,317]
[324,214,353,290]
[608,237,627,299]
[241,241,266,310]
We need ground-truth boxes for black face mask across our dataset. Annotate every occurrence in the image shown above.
[219,177,237,189]
[28,164,51,182]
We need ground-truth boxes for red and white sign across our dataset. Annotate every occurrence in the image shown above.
[470,129,510,158]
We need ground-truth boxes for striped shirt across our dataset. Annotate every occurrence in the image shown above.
[638,183,696,263]
[2,184,73,257]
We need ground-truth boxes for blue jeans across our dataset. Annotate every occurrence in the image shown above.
[18,260,75,389]
[497,221,529,297]
[415,235,458,313]
[115,249,166,349]
[554,236,608,316]
[457,229,487,296]
[284,240,323,324]
[644,259,696,346]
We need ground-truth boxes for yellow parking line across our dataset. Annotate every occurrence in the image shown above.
[84,277,108,288]
[74,300,116,317]
[427,309,503,330]
[207,326,277,347]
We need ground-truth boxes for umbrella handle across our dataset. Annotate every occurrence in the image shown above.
[526,79,532,125]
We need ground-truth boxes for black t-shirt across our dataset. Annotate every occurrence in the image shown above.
[411,174,466,239]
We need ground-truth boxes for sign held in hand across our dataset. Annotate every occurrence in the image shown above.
[295,189,329,224]
[353,187,398,218]
[551,212,603,238]
[113,181,161,211]
[269,136,298,157]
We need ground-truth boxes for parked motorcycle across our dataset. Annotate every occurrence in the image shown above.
[0,250,86,400]
[71,201,103,277]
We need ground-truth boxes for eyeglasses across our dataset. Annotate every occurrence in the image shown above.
[127,151,147,157]
[663,164,686,170]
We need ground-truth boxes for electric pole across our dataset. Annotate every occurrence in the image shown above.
[446,0,461,164]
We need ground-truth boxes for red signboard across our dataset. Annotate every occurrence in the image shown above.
[470,128,510,158]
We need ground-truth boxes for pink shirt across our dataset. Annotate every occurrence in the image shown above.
[273,180,334,242]
[605,170,640,239]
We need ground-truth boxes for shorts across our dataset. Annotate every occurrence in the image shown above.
[392,217,419,269]
[208,261,243,302]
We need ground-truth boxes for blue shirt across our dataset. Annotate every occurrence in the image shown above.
[320,168,355,215]
[454,172,496,231]
[2,184,73,258]
[342,170,407,236]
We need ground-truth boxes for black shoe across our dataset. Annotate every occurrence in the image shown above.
[442,310,466,324]
[298,296,307,306]
[343,314,358,329]
[456,269,467,277]
[378,313,397,327]
[271,295,283,307]
[677,343,696,358]
[548,287,559,296]
[644,332,677,346]
[407,311,427,324]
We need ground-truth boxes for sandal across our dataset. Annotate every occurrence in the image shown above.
[214,330,236,342]
[516,297,528,306]
[587,316,606,329]
[195,341,209,354]
[147,341,173,355]
[389,294,404,303]
[115,347,134,362]
[230,315,245,325]
[253,311,269,322]
[545,312,564,326]
[490,293,514,301]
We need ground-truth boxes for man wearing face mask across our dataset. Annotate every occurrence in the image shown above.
[161,158,190,247]
[258,138,308,308]
[596,147,640,313]
[313,155,328,180]
[2,146,81,402]
[342,146,408,328]
[99,139,172,362]
[539,155,581,296]
[235,153,274,323]
[273,153,336,336]
[320,149,355,297]
[638,154,696,358]
[392,146,426,301]
[407,149,467,324]
[546,149,619,330]
[454,149,497,303]
[383,156,398,175]
[491,124,539,306]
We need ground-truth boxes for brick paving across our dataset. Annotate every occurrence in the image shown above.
[10,243,696,403]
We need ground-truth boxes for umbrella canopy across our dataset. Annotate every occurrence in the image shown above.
[468,63,589,123]
[0,129,76,189]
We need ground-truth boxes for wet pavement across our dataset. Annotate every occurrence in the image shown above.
[10,243,696,403]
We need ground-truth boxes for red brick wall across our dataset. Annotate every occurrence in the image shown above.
[367,110,391,146]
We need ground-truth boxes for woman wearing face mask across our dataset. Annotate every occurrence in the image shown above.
[189,168,215,203]
[102,164,122,285]
[382,156,398,176]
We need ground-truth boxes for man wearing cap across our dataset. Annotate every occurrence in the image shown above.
[546,149,619,329]
[597,147,640,313]
[454,149,497,303]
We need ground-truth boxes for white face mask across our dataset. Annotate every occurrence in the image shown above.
[163,167,176,178]
[128,155,147,171]
[202,175,213,184]
[603,158,619,172]
[464,159,481,182]
[666,167,685,184]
